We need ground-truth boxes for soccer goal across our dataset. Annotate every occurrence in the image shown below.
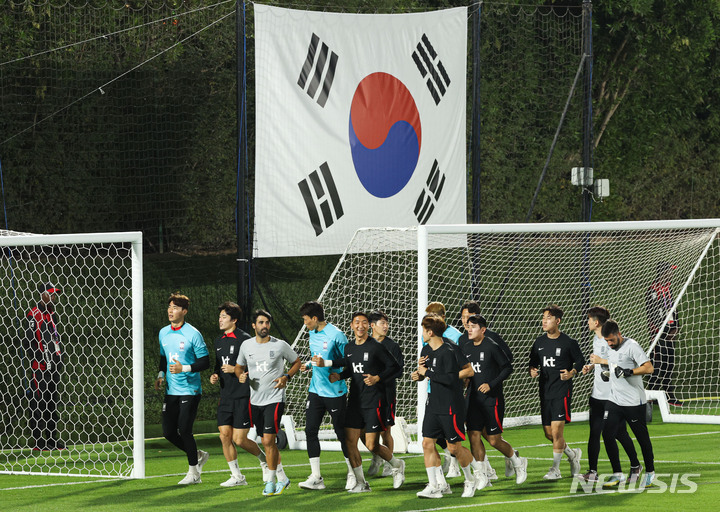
[0,231,144,478]
[284,219,720,454]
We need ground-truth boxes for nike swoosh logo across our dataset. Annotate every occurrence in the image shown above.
[182,400,188,404]
[331,409,338,412]
[216,348,222,351]
[538,348,544,351]
[372,425,379,429]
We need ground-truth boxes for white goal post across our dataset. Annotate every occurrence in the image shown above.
[0,231,144,478]
[284,219,720,454]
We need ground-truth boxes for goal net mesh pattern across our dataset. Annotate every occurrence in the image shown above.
[287,224,720,446]
[0,234,137,477]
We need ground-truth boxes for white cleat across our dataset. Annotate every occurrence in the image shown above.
[515,457,528,485]
[475,471,490,491]
[417,483,443,499]
[461,478,478,498]
[439,482,452,495]
[381,462,393,477]
[347,481,371,493]
[298,475,326,490]
[506,450,519,477]
[196,450,209,474]
[178,471,202,485]
[391,459,406,489]
[446,456,462,478]
[487,464,498,481]
[568,448,582,476]
[543,466,562,481]
[220,475,247,487]
[367,456,382,477]
[345,471,357,490]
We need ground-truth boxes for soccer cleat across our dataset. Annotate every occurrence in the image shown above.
[298,475,325,490]
[639,471,655,489]
[274,478,291,495]
[475,471,490,491]
[347,481,371,493]
[220,475,247,487]
[514,457,528,485]
[178,471,202,485]
[603,472,627,487]
[568,448,582,476]
[367,455,382,477]
[668,399,684,407]
[196,450,209,474]
[381,462,393,477]
[391,459,406,489]
[416,483,443,499]
[439,482,452,495]
[628,464,643,484]
[261,461,270,482]
[345,471,357,490]
[446,456,462,478]
[262,481,276,496]
[576,470,598,483]
[543,467,562,480]
[50,440,66,450]
[506,450,519,477]
[461,478,477,498]
[487,464,499,481]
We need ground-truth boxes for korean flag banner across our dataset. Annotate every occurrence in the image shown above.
[254,5,467,258]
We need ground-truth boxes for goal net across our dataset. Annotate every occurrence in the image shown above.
[0,231,144,477]
[285,219,720,453]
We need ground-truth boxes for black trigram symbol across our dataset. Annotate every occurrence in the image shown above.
[414,160,446,224]
[297,33,339,108]
[298,162,344,236]
[412,34,451,105]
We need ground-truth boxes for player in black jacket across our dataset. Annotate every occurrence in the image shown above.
[318,311,405,492]
[413,314,485,499]
[463,315,527,485]
[366,310,404,478]
[24,283,65,451]
[528,304,584,480]
[209,302,271,487]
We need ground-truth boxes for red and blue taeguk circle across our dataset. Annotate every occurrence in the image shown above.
[349,72,422,198]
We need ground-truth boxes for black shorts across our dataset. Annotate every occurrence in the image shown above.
[217,396,251,429]
[541,392,572,426]
[466,396,504,434]
[251,402,285,435]
[345,401,386,433]
[384,394,396,427]
[422,411,465,443]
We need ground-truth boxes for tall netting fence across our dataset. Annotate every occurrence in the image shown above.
[0,0,238,251]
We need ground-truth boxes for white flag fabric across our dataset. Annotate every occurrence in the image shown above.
[254,5,467,258]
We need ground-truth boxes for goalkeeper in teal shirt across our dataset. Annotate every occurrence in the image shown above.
[154,293,210,485]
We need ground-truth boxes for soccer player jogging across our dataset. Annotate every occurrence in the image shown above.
[154,293,210,485]
[601,320,656,489]
[315,311,406,492]
[366,310,404,479]
[458,300,515,481]
[462,315,528,485]
[413,314,485,499]
[424,301,462,477]
[297,301,353,490]
[528,304,583,480]
[209,302,269,487]
[235,309,301,496]
[579,306,641,484]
